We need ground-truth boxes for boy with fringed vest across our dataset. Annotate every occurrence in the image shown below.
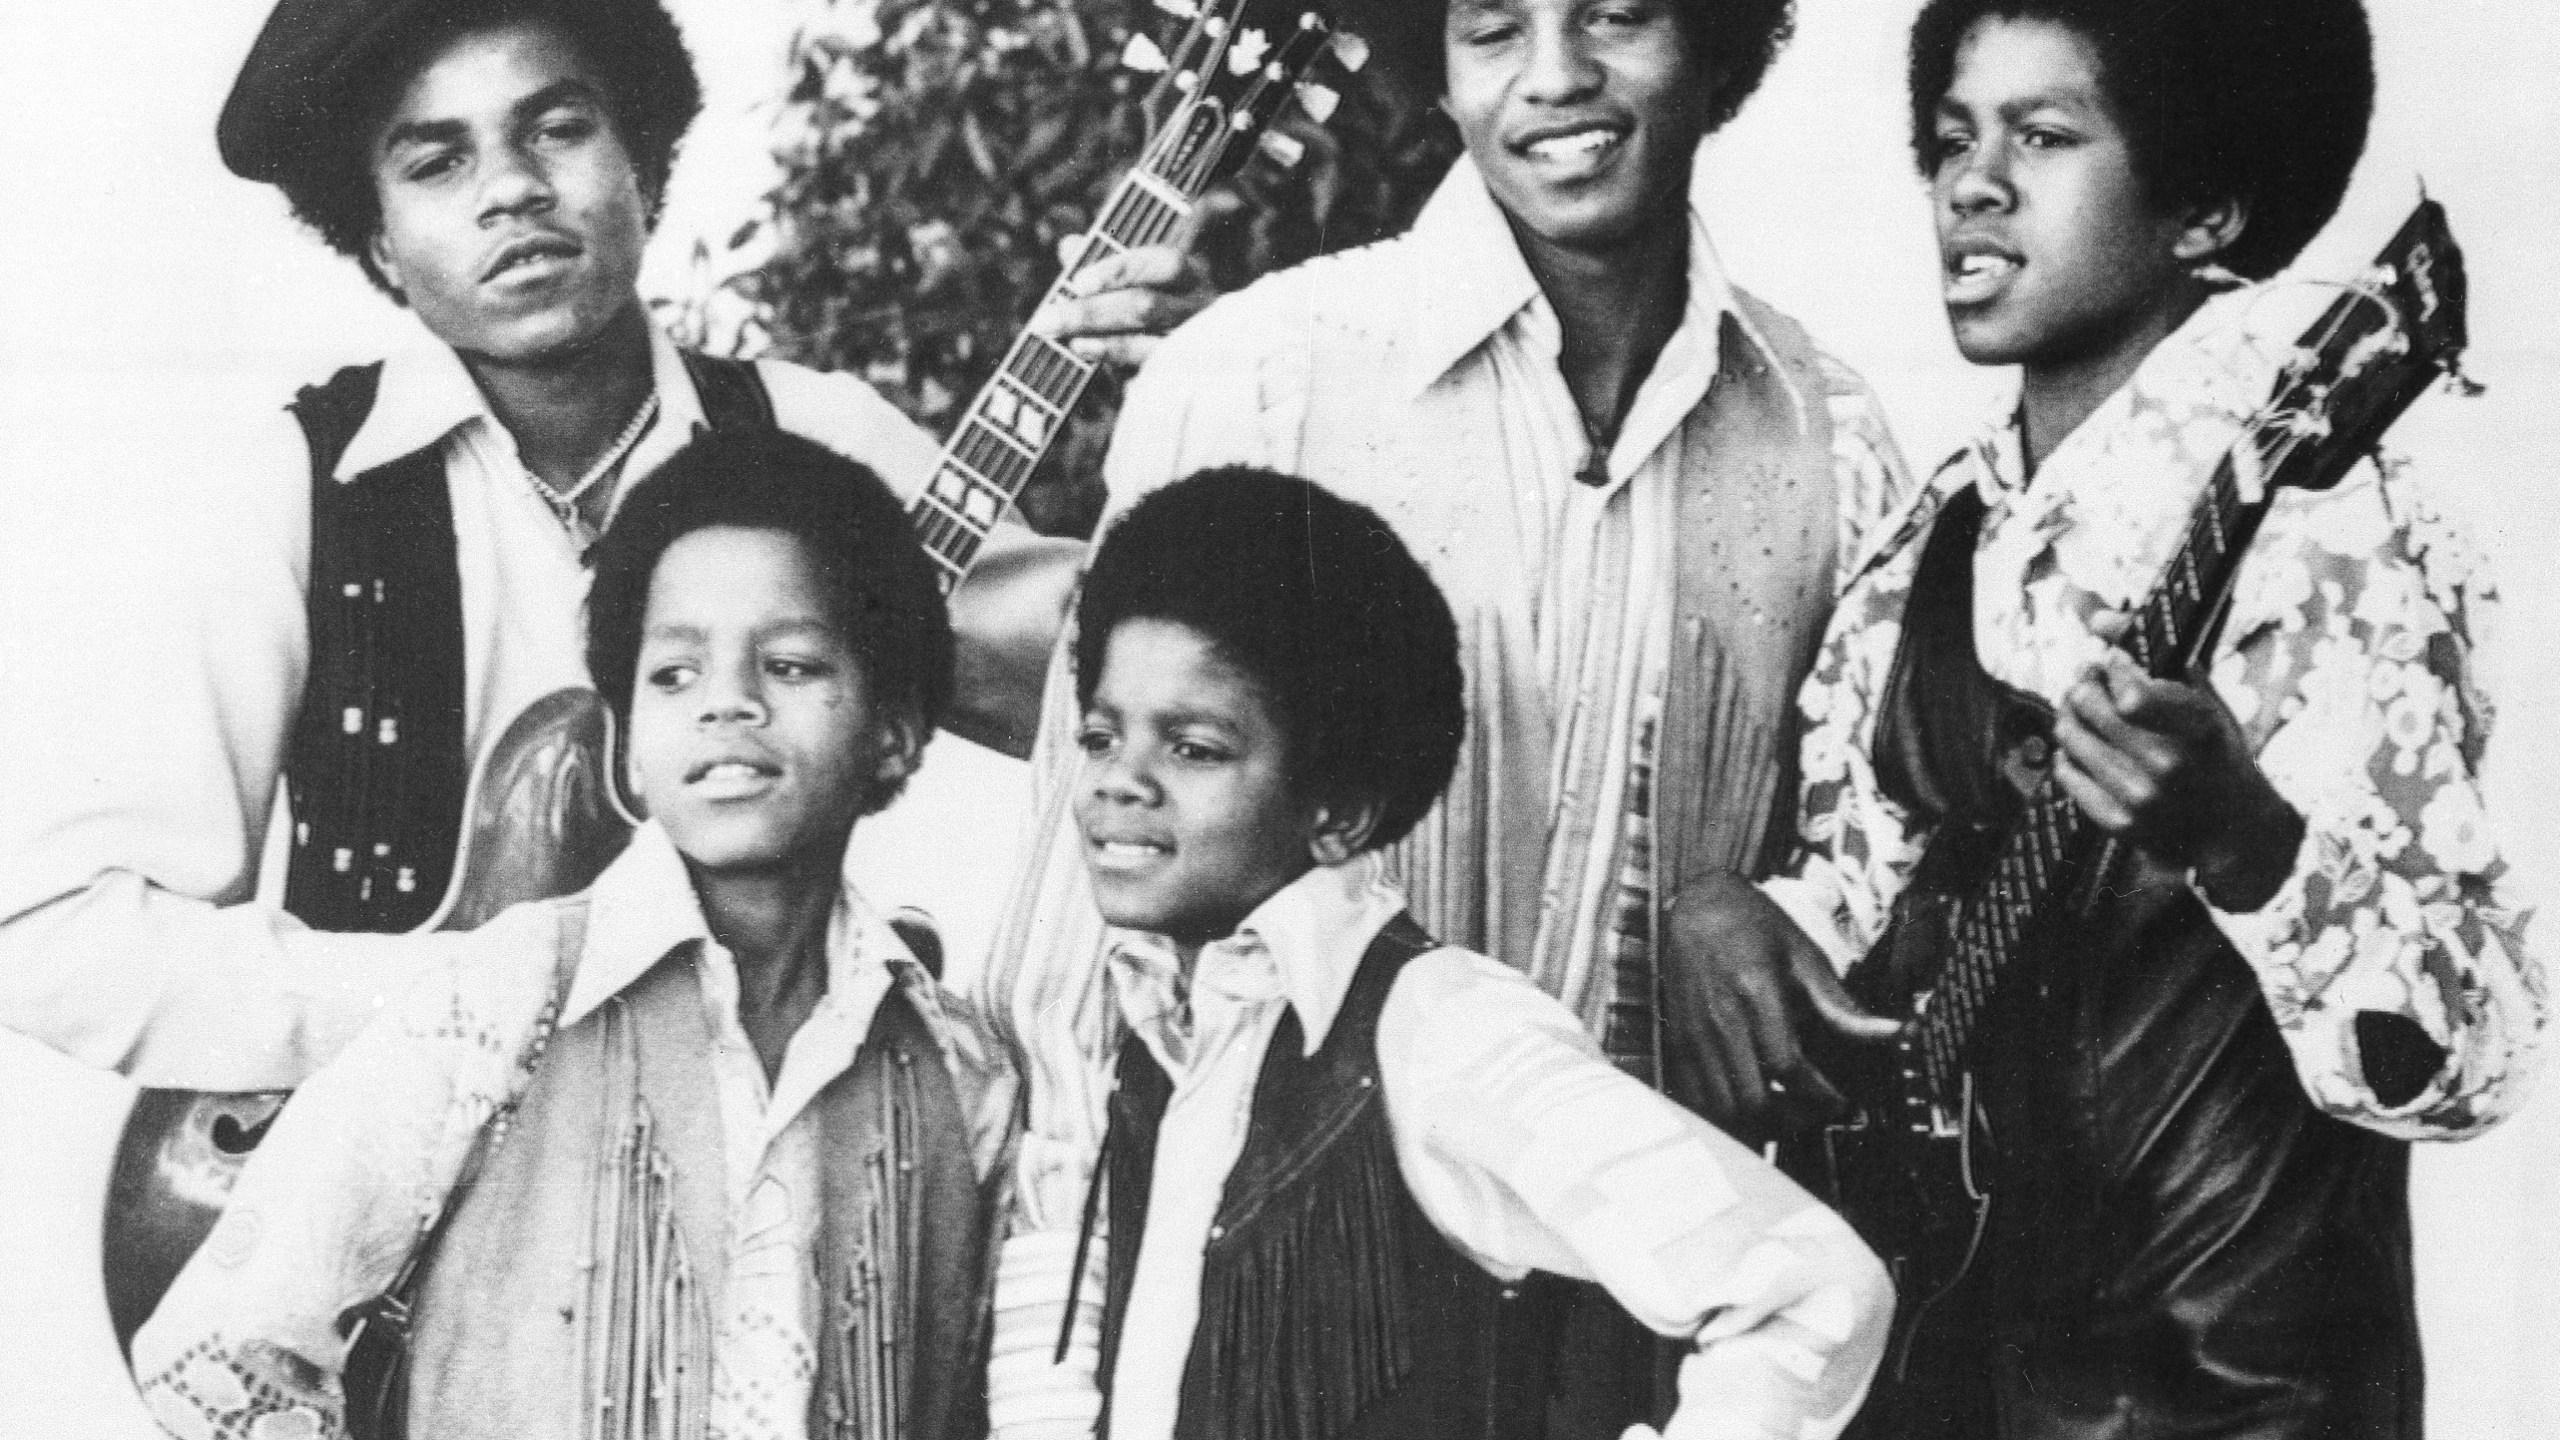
[133,431,1017,1440]
[1009,467,1891,1440]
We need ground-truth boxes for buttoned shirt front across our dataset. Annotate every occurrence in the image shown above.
[0,321,939,1089]
[1085,857,1891,1440]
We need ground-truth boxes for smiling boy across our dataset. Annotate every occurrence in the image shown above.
[132,432,1016,1440]
[1046,468,1889,1440]
[983,3,1911,1424]
[1715,2,2542,1435]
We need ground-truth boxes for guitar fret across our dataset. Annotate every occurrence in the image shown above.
[925,464,1007,534]
[967,410,1044,466]
[1123,169,1196,225]
[952,425,1034,492]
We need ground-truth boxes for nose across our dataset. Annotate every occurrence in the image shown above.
[1945,139,2012,217]
[1083,742,1159,809]
[1518,17,1602,105]
[478,141,558,225]
[699,656,768,728]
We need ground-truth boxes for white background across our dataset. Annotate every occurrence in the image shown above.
[2,0,2553,1434]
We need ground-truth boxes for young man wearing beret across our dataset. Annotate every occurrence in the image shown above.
[0,0,1202,1093]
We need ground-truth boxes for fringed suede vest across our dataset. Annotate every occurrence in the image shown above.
[404,950,994,1440]
[1860,488,2420,1440]
[1095,915,1568,1440]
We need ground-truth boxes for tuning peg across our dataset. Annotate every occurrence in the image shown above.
[1227,27,1270,74]
[1154,0,1199,16]
[1258,131,1307,169]
[1330,31,1371,71]
[1121,34,1170,73]
[1293,81,1339,123]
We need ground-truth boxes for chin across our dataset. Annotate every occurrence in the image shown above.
[1946,313,2034,368]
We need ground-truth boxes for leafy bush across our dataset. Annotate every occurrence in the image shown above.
[733,0,1456,535]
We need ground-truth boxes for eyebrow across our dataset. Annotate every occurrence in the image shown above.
[377,78,606,155]
[1935,86,2097,123]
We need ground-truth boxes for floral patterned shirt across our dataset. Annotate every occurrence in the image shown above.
[1760,289,2543,1140]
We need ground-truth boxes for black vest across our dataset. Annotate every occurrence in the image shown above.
[279,352,773,934]
[1865,488,2420,1440]
[1097,915,1571,1440]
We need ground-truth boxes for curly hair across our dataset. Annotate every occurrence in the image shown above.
[584,429,954,812]
[280,0,700,294]
[1345,0,1794,135]
[1073,468,1465,853]
[1907,0,2373,280]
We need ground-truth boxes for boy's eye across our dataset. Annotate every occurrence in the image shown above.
[1075,725,1118,758]
[764,655,829,681]
[400,149,463,184]
[645,662,697,691]
[2019,126,2077,151]
[1930,129,1974,167]
[1169,738,1232,765]
[532,112,601,147]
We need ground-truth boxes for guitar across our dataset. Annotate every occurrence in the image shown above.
[101,0,1364,1352]
[1772,199,2475,1379]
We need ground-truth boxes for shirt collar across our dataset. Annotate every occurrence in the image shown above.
[331,314,710,483]
[1106,852,1408,1059]
[1394,154,1747,406]
[559,819,937,1034]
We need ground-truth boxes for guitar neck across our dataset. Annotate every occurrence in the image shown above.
[1910,263,2451,1092]
[907,168,1196,594]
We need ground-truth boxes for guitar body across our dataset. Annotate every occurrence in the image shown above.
[1777,902,1999,1390]
[101,687,635,1353]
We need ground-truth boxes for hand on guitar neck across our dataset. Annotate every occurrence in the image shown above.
[1660,872,1902,1150]
[2053,612,2306,913]
[1031,233,1219,371]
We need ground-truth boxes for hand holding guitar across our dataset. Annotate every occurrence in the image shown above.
[2055,619,2305,913]
[1661,872,1902,1148]
[1031,231,1219,369]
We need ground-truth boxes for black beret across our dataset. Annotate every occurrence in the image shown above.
[218,0,686,185]
[218,0,456,183]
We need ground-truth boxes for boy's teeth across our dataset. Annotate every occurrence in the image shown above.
[1528,129,1616,160]
[1957,255,2018,280]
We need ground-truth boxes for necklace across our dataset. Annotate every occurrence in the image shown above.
[526,391,660,551]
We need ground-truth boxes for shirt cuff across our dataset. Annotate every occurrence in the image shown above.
[987,1226,1107,1440]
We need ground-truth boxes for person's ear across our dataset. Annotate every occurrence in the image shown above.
[367,228,411,303]
[870,710,926,790]
[2173,196,2250,269]
[1306,796,1383,867]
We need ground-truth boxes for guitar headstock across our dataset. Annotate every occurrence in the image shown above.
[2252,198,2471,496]
[1121,0,1366,192]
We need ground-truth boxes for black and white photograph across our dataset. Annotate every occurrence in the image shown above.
[1,0,2553,1436]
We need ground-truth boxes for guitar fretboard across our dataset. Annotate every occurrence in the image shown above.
[1905,235,2451,1101]
[909,178,1194,592]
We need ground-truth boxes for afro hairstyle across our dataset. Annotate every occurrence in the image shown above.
[1907,0,2374,280]
[278,0,700,295]
[1073,467,1464,854]
[1347,0,1794,138]
[584,428,953,806]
